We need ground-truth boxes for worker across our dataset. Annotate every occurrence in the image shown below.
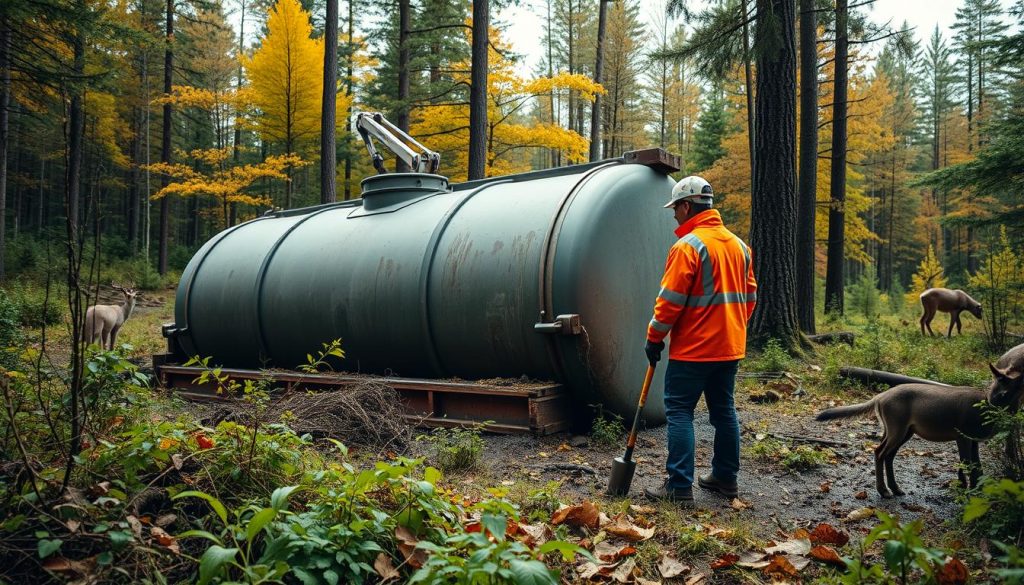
[643,176,757,503]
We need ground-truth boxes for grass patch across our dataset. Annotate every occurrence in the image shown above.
[418,422,487,472]
[747,437,835,471]
[590,404,626,450]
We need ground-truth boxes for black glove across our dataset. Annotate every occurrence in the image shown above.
[644,340,665,367]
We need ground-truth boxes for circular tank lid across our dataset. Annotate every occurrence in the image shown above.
[360,173,449,211]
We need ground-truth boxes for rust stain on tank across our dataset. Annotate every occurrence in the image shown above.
[492,240,504,255]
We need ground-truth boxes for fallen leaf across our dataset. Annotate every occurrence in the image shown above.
[762,555,800,580]
[792,528,811,540]
[551,501,601,531]
[629,504,656,515]
[730,498,752,510]
[196,434,214,449]
[158,437,176,450]
[558,443,572,451]
[844,507,875,522]
[705,525,734,539]
[517,523,552,547]
[790,556,811,571]
[765,538,811,556]
[126,515,143,539]
[65,520,80,534]
[155,514,177,528]
[151,526,180,554]
[500,480,515,486]
[710,553,740,570]
[611,558,636,583]
[685,573,706,585]
[395,526,426,569]
[854,490,868,500]
[901,502,928,513]
[636,578,662,585]
[658,554,690,578]
[809,523,850,547]
[41,556,96,576]
[820,481,831,493]
[171,453,184,470]
[736,551,770,569]
[935,556,968,585]
[604,514,656,542]
[374,552,400,582]
[809,545,846,567]
[538,451,550,458]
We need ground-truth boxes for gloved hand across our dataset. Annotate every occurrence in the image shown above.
[644,340,665,367]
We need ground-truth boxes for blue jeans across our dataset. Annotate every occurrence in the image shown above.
[663,359,740,489]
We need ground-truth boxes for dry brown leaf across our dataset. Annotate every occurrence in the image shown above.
[730,498,752,510]
[790,556,811,571]
[374,552,400,582]
[809,523,850,547]
[604,514,656,542]
[518,523,552,547]
[736,550,771,569]
[710,553,740,570]
[41,556,95,576]
[685,573,706,585]
[171,453,184,470]
[558,443,572,451]
[395,526,427,569]
[792,528,811,540]
[611,558,636,583]
[762,555,800,580]
[126,515,143,539]
[820,481,831,493]
[854,490,868,500]
[765,538,811,556]
[705,525,734,539]
[658,554,690,578]
[551,501,601,531]
[935,557,969,585]
[809,545,846,567]
[155,514,177,528]
[150,526,180,554]
[636,578,662,585]
[629,504,656,515]
[844,507,875,522]
[65,520,80,534]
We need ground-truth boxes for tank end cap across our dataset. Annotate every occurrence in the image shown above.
[622,148,681,174]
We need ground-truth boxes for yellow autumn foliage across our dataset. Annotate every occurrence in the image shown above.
[906,245,947,305]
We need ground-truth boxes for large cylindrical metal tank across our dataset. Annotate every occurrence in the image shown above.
[166,154,679,423]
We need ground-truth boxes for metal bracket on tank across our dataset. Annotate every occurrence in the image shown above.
[533,312,582,335]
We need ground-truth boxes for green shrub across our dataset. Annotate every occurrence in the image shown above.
[747,437,834,471]
[6,281,64,327]
[419,423,486,472]
[0,290,22,369]
[750,338,792,373]
[589,404,625,450]
[849,265,882,320]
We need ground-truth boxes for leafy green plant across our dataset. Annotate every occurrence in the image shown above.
[7,281,64,327]
[522,481,563,523]
[963,478,1024,544]
[419,423,486,472]
[296,338,346,373]
[589,404,625,450]
[849,265,882,320]
[747,437,834,471]
[0,289,23,369]
[839,511,959,585]
[751,338,792,373]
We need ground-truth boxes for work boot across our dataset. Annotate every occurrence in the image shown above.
[644,481,694,504]
[697,474,738,498]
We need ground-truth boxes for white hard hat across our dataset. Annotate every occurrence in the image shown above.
[664,176,714,208]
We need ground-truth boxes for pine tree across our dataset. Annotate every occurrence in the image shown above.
[690,89,730,172]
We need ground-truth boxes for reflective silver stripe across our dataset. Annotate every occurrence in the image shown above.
[684,292,757,307]
[649,318,673,333]
[658,286,690,306]
[681,233,715,297]
[737,239,750,278]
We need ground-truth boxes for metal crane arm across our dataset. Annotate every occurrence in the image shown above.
[355,112,441,175]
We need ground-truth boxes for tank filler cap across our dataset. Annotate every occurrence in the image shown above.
[358,173,450,212]
[622,148,681,174]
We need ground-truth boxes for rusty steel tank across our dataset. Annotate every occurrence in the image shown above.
[164,150,680,423]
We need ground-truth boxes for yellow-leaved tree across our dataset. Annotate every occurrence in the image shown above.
[410,26,602,181]
[241,0,352,207]
[969,227,1024,350]
[906,245,947,306]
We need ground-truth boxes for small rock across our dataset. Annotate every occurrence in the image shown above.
[569,435,589,448]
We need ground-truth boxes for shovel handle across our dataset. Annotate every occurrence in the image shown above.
[623,365,655,456]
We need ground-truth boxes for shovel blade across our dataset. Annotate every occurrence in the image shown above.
[606,456,636,496]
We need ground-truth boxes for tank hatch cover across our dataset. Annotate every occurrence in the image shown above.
[622,148,681,174]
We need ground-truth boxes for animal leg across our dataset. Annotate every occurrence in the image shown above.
[969,441,981,488]
[947,312,957,338]
[956,314,963,335]
[884,430,914,496]
[923,306,936,336]
[109,325,121,350]
[875,436,892,498]
[956,438,972,489]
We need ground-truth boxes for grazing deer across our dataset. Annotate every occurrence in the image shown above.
[919,288,983,337]
[815,353,1024,498]
[84,283,138,350]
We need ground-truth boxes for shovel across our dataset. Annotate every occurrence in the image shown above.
[606,364,656,496]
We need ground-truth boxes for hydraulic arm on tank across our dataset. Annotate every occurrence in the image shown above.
[355,112,441,175]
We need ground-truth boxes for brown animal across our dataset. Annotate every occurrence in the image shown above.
[919,288,983,337]
[84,283,138,350]
[815,357,1024,497]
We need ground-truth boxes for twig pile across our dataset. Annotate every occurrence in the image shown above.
[269,381,411,451]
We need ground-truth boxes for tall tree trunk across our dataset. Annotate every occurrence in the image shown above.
[795,0,816,333]
[396,0,411,172]
[547,0,557,167]
[158,0,173,275]
[0,21,10,282]
[824,0,848,315]
[589,0,608,162]
[343,0,354,199]
[749,0,799,347]
[741,0,755,174]
[468,0,489,179]
[321,0,338,203]
[966,50,973,152]
[231,0,246,226]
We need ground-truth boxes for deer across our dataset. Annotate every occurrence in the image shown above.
[84,283,138,350]
[919,288,983,337]
[815,343,1024,498]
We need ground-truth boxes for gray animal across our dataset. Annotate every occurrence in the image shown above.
[84,283,138,350]
[815,348,1024,497]
[919,288,983,337]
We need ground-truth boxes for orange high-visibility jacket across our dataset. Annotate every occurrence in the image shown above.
[646,210,757,361]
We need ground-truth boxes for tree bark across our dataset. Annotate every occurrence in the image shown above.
[396,0,411,172]
[823,0,847,315]
[468,0,489,179]
[343,0,354,199]
[741,0,755,175]
[231,0,246,226]
[321,0,338,203]
[795,0,817,333]
[158,0,173,275]
[749,0,799,348]
[0,21,10,282]
[589,0,608,162]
